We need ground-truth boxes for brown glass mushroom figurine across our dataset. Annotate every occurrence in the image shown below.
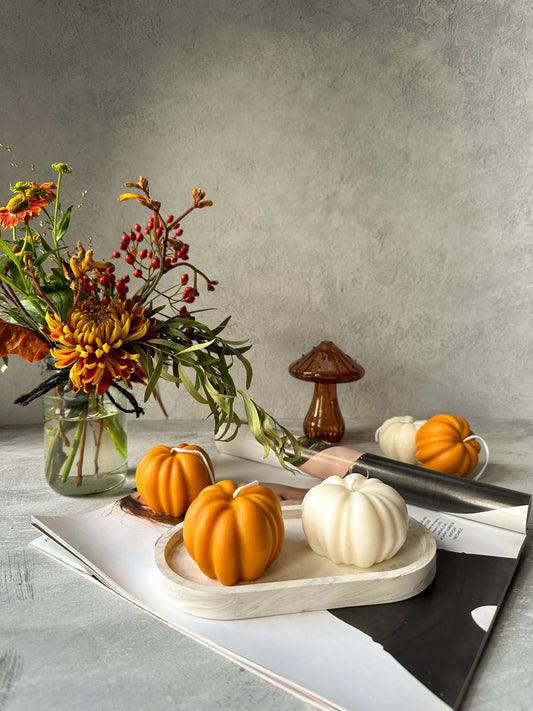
[289,341,364,443]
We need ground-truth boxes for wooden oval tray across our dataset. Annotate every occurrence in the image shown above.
[154,505,436,620]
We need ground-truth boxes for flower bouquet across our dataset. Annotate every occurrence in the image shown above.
[0,158,297,494]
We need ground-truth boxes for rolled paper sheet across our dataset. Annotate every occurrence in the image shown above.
[215,427,531,533]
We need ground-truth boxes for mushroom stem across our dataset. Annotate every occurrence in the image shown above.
[303,382,345,443]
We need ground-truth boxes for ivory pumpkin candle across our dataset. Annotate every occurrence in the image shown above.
[375,416,426,464]
[301,474,408,568]
[183,479,285,586]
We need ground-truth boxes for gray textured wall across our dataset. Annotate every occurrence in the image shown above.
[1,0,532,427]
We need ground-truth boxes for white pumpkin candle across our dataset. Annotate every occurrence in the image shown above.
[375,415,426,464]
[301,474,409,568]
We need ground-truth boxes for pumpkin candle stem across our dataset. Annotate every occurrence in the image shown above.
[169,446,216,484]
[233,480,259,498]
[463,435,490,480]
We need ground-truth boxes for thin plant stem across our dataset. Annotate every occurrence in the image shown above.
[44,421,66,484]
[76,414,88,486]
[52,172,63,268]
[94,420,103,475]
[60,398,88,483]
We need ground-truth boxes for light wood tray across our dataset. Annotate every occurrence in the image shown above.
[154,505,436,620]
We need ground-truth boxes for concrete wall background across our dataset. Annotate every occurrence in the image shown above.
[1,0,532,427]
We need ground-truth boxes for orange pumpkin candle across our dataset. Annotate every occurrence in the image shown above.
[415,415,482,477]
[135,444,215,517]
[183,479,285,586]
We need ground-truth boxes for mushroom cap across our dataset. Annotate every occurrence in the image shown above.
[288,341,364,384]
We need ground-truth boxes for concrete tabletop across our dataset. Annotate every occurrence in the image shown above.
[1,418,531,711]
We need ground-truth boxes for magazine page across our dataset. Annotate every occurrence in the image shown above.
[33,455,524,711]
[28,534,340,711]
[30,493,449,711]
[29,453,529,711]
[407,505,525,559]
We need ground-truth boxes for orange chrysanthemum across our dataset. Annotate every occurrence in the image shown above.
[46,297,158,395]
[0,181,57,230]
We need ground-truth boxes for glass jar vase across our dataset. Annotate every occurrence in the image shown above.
[43,388,128,496]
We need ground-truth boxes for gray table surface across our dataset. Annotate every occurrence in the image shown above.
[1,418,532,711]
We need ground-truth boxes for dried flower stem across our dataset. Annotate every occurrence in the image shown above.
[26,272,60,318]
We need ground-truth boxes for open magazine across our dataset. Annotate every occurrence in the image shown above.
[30,431,531,711]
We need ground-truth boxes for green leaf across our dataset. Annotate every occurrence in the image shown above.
[214,421,241,442]
[16,296,46,324]
[46,286,73,320]
[148,337,190,351]
[149,304,166,316]
[51,266,67,282]
[33,247,58,268]
[20,285,73,324]
[235,350,254,389]
[214,407,241,441]
[281,427,302,465]
[259,409,285,450]
[28,225,54,253]
[163,318,215,334]
[55,206,72,242]
[6,258,29,293]
[144,351,164,402]
[210,315,232,335]
[177,362,209,404]
[0,235,21,263]
[202,388,220,430]
[101,413,128,459]
[204,377,235,414]
[0,307,39,330]
[157,368,182,383]
[178,338,216,355]
[239,391,271,458]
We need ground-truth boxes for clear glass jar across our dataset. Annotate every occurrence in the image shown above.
[43,388,127,496]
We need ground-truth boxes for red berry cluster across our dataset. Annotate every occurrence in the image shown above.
[108,180,217,335]
[78,263,140,305]
[110,213,192,297]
